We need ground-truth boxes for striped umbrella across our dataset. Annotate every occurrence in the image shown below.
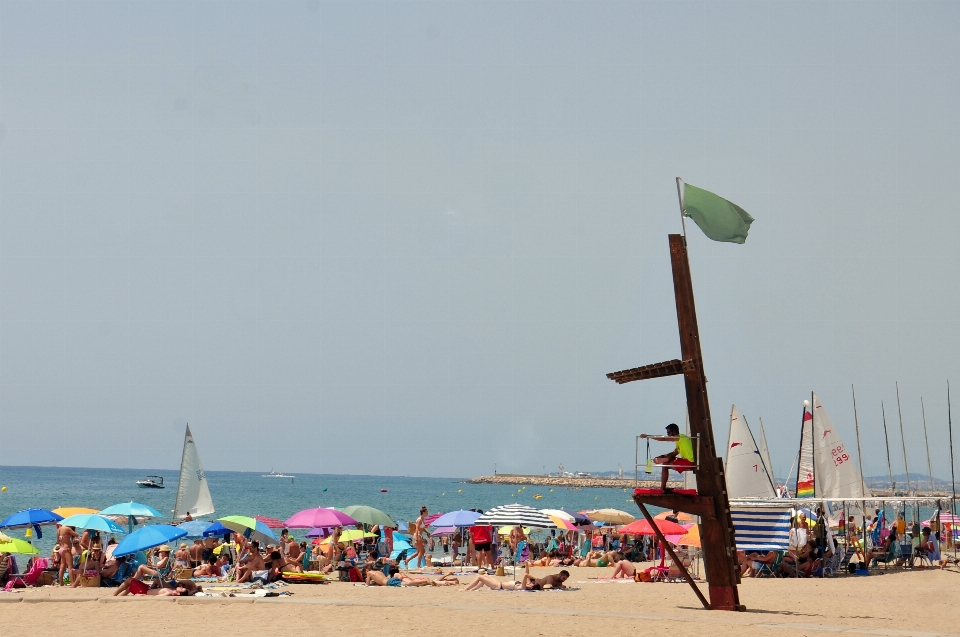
[474,504,554,528]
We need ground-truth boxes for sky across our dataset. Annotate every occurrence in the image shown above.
[2,1,960,482]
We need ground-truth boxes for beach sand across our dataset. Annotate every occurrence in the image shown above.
[3,565,955,636]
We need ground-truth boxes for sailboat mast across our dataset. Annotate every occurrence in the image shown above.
[881,403,896,495]
[757,416,775,484]
[948,381,957,561]
[173,423,190,520]
[852,385,867,505]
[896,382,912,495]
[811,391,816,496]
[743,414,776,494]
[921,397,935,494]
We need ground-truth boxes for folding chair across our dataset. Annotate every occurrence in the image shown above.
[756,551,784,578]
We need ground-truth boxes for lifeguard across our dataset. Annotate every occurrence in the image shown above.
[640,423,695,493]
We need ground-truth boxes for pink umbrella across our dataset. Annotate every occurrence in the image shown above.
[285,507,357,529]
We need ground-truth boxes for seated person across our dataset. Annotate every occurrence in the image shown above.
[640,423,696,493]
[739,550,778,577]
[235,542,266,583]
[131,545,170,581]
[607,558,637,579]
[71,543,105,587]
[797,540,822,577]
[192,556,221,578]
[266,550,303,578]
[114,576,202,597]
[867,527,898,565]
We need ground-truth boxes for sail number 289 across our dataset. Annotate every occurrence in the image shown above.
[831,445,849,466]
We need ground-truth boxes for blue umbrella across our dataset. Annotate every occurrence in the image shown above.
[202,521,232,538]
[430,510,481,528]
[561,509,593,526]
[177,520,214,539]
[113,524,187,558]
[99,502,162,533]
[58,514,125,534]
[0,508,63,539]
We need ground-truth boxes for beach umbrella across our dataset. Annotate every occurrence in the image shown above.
[431,526,456,537]
[98,502,162,533]
[52,507,99,518]
[430,510,482,528]
[586,509,635,525]
[560,509,593,526]
[113,524,187,558]
[0,538,39,555]
[474,504,555,528]
[423,512,444,526]
[676,525,701,548]
[498,526,531,536]
[655,511,696,522]
[58,514,126,534]
[0,508,63,539]
[545,515,576,531]
[619,518,687,536]
[217,516,278,544]
[304,527,330,538]
[340,505,395,528]
[254,516,286,529]
[177,520,214,539]
[203,521,232,537]
[318,529,375,544]
[540,509,576,523]
[285,507,357,529]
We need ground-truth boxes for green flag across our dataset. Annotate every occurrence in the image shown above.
[681,182,754,244]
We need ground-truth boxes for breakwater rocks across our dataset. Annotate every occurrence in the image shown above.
[466,475,681,490]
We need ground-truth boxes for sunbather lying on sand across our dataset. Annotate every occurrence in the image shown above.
[364,566,459,587]
[575,550,621,567]
[113,577,202,597]
[461,563,569,591]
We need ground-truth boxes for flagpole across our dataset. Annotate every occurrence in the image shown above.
[675,177,687,238]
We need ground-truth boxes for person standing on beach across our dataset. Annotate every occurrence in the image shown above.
[405,506,428,569]
[55,524,78,585]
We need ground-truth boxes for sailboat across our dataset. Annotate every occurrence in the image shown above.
[724,405,776,499]
[793,394,870,500]
[173,424,215,520]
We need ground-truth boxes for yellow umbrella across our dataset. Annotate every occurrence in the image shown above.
[52,507,99,518]
[0,538,39,555]
[586,509,635,525]
[319,529,375,545]
[212,542,234,555]
[497,526,531,536]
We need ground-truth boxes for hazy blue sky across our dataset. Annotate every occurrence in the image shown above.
[2,1,960,482]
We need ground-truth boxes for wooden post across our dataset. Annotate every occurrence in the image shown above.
[668,234,743,611]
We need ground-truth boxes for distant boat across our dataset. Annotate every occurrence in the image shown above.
[136,475,165,489]
[380,488,388,493]
[173,425,216,520]
[262,470,294,483]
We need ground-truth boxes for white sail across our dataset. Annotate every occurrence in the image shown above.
[756,417,776,488]
[796,401,815,498]
[173,425,215,519]
[812,394,871,499]
[725,405,776,499]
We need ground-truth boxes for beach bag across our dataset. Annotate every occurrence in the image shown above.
[78,573,101,587]
[348,567,363,582]
[174,568,194,580]
[36,572,54,587]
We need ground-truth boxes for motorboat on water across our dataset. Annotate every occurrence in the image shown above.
[261,470,295,483]
[136,475,165,489]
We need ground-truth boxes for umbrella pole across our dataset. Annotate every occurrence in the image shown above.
[637,503,709,610]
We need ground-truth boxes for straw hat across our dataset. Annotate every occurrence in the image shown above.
[179,543,188,549]
[157,545,171,553]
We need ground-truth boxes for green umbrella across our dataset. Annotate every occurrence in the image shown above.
[217,516,278,544]
[340,505,395,528]
[0,538,39,555]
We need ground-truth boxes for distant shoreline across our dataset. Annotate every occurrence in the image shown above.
[467,474,681,490]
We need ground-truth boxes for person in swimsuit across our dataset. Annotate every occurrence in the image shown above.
[114,577,202,596]
[132,545,171,580]
[235,542,266,583]
[405,506,428,569]
[55,524,79,585]
[174,543,191,569]
[641,423,696,493]
[522,567,569,590]
[188,540,203,567]
[70,544,104,587]
[608,558,638,579]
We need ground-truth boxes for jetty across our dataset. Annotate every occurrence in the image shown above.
[467,474,681,490]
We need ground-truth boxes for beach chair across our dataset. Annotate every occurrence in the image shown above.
[755,552,784,578]
[872,541,899,569]
[896,543,914,569]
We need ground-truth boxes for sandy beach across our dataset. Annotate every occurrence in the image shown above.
[3,565,956,637]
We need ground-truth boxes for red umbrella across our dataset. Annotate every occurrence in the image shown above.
[255,516,286,529]
[423,512,444,526]
[619,518,687,536]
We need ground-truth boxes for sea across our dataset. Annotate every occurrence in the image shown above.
[0,466,642,556]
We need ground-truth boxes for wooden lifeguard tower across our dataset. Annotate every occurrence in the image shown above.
[606,233,744,611]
